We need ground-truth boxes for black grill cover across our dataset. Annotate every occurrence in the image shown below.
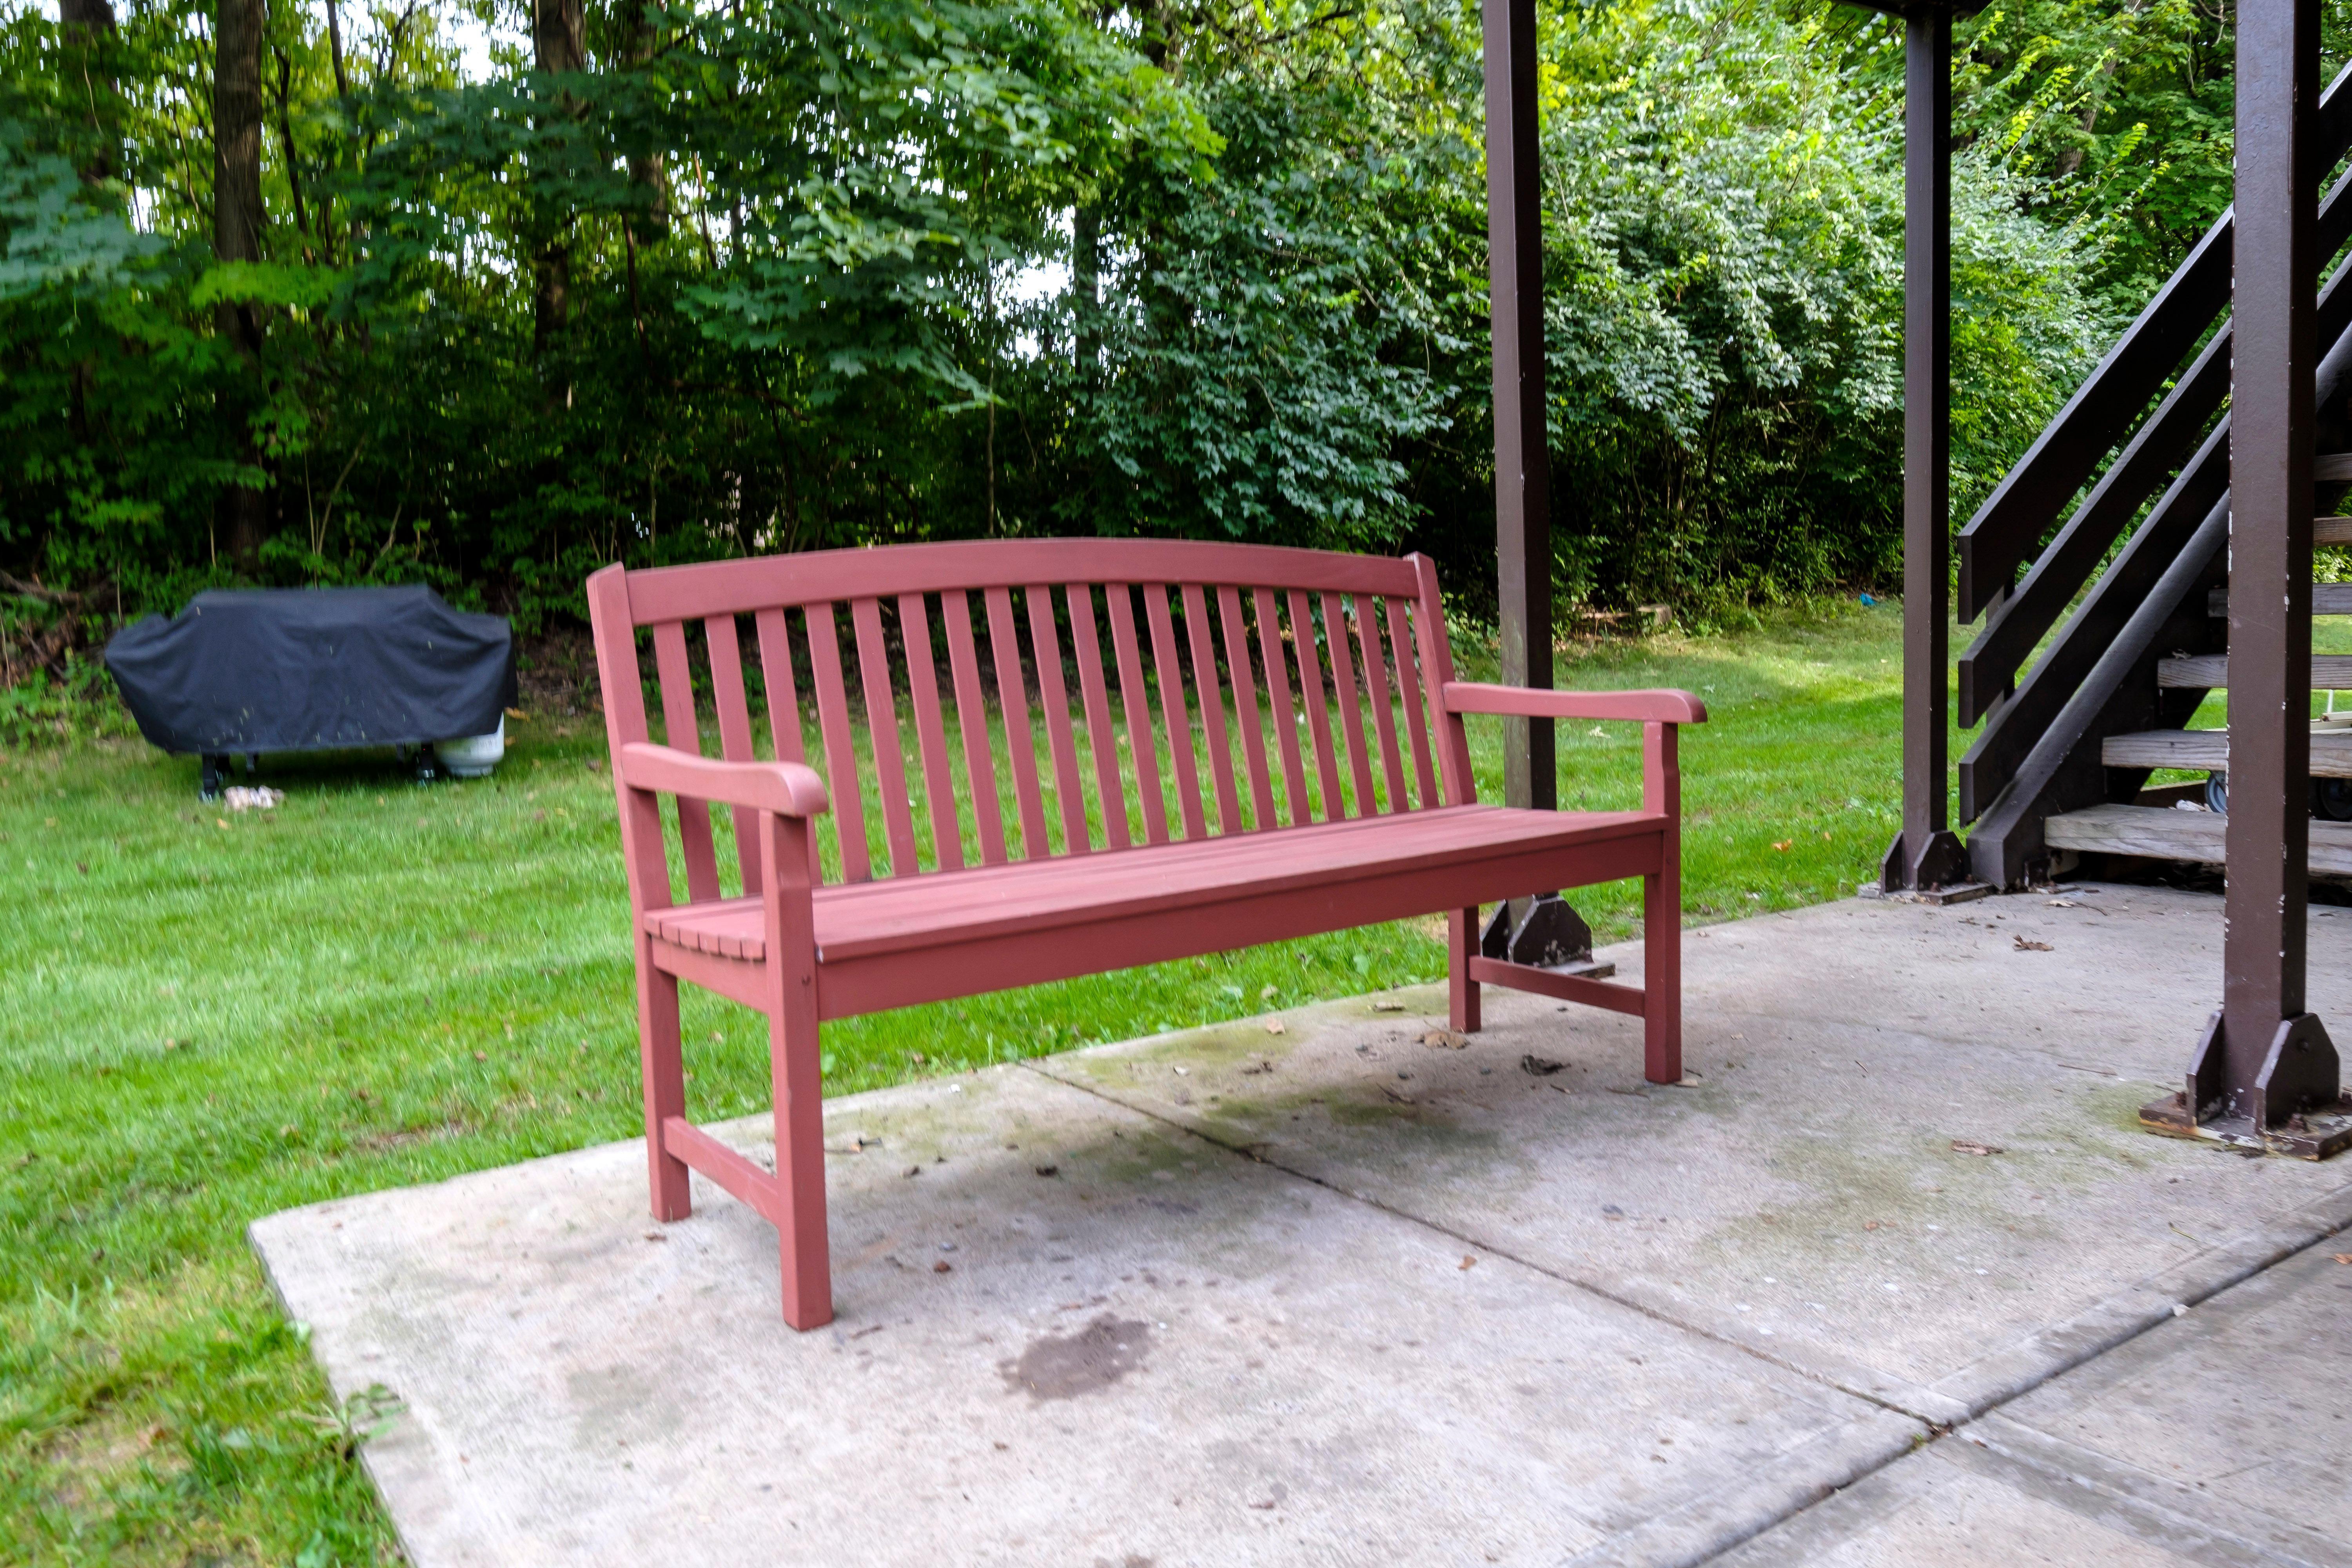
[104,586,517,755]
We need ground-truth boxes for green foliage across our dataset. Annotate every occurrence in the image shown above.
[0,0,2165,645]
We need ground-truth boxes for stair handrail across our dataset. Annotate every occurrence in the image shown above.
[1954,59,2352,624]
[1959,162,2352,726]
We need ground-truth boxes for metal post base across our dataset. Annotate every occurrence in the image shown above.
[1481,894,1615,979]
[2141,1010,2352,1159]
[1879,826,1971,893]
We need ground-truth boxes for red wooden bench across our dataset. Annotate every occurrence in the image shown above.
[588,540,1704,1328]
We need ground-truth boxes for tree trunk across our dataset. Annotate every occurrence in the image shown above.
[532,0,585,372]
[59,0,117,184]
[215,0,268,571]
[619,0,671,244]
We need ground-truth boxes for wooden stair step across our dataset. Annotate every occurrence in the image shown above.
[2043,802,2352,874]
[2317,515,2352,545]
[2156,654,2352,688]
[2102,727,2352,777]
[2207,583,2352,615]
[2317,453,2352,481]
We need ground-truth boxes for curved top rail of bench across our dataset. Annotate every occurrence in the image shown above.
[617,538,1426,624]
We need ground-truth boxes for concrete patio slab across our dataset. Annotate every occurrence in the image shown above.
[1712,1233,2352,1568]
[253,1063,1906,1568]
[250,886,2352,1566]
[1034,887,2352,1425]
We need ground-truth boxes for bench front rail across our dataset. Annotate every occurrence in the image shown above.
[588,540,1703,1328]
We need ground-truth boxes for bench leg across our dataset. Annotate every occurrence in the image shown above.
[635,935,691,1222]
[768,980,832,1330]
[760,815,833,1332]
[1643,865,1681,1085]
[1449,906,1482,1033]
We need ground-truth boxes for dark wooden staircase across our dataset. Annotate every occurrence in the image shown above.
[1954,63,2352,887]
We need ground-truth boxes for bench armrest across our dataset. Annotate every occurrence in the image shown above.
[1441,682,1706,725]
[617,742,831,818]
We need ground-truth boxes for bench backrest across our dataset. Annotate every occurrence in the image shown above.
[587,539,1473,904]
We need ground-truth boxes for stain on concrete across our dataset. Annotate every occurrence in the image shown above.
[1000,1314,1152,1402]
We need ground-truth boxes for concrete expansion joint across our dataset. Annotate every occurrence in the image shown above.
[1022,1056,2352,1568]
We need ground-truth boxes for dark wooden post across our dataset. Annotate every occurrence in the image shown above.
[1884,6,1969,891]
[1484,0,1552,813]
[2200,0,2341,1139]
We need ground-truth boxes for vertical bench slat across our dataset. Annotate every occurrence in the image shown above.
[851,597,921,877]
[1182,584,1243,833]
[899,593,966,872]
[1145,585,1210,840]
[1027,585,1092,855]
[704,613,764,893]
[1067,586,1132,851]
[753,607,824,882]
[1386,596,1440,809]
[1321,591,1379,816]
[986,586,1052,859]
[1256,588,1312,826]
[1411,555,1476,805]
[1358,596,1411,813]
[803,602,872,884]
[1218,584,1278,830]
[1289,589,1346,821]
[1107,586,1170,846]
[650,621,724,904]
[942,591,1009,866]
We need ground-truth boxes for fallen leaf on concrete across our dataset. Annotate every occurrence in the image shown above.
[933,1260,952,1273]
[1422,1029,1469,1049]
[2012,936,2053,951]
[643,1231,666,1242]
[1459,1255,1477,1270]
[1521,1054,1565,1076]
[1864,1220,1882,1231]
[905,1165,922,1177]
[2332,1253,2352,1265]
[1249,1500,1276,1511]
[1264,1021,1286,1036]
[1772,840,1793,852]
[1371,1002,1406,1013]
[1673,1072,1704,1087]
[1379,1085,1414,1104]
[1951,1140,2004,1156]
[1240,1060,1275,1076]
[1034,1164,1060,1178]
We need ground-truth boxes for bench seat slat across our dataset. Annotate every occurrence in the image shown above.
[643,804,1659,970]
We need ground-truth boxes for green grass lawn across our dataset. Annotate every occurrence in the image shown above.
[0,598,1919,1564]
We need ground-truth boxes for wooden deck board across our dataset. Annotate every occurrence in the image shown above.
[2043,802,2352,873]
[2100,727,2352,777]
